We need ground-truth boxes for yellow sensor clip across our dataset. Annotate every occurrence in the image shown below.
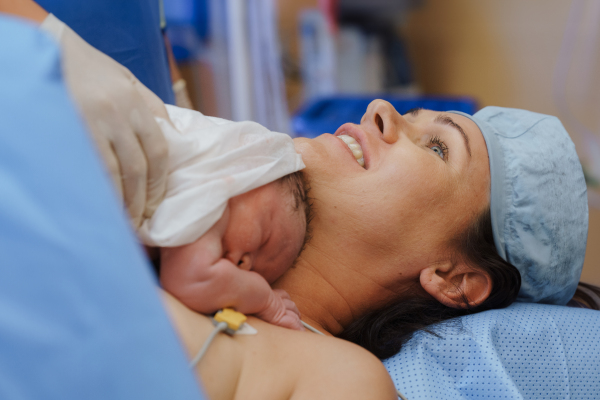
[213,308,247,333]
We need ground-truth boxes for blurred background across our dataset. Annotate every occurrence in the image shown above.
[163,0,600,286]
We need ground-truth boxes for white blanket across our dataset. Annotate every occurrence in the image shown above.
[138,105,304,247]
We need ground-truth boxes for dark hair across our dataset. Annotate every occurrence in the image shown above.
[570,282,600,310]
[279,171,315,254]
[338,208,521,360]
[279,172,304,209]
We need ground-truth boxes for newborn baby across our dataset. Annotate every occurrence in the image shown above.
[160,172,309,331]
[139,105,307,330]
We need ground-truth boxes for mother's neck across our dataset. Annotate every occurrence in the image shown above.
[273,243,401,336]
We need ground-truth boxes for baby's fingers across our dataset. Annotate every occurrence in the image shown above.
[273,289,301,317]
[279,311,305,331]
[282,298,301,318]
[273,288,292,300]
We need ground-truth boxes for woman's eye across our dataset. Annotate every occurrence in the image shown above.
[427,136,448,160]
[431,145,444,158]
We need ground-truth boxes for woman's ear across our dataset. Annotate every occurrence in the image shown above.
[419,262,492,308]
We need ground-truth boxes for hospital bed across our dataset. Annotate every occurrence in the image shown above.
[294,96,600,399]
[386,298,600,399]
[3,17,599,398]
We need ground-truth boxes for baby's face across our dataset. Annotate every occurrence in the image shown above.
[223,181,307,283]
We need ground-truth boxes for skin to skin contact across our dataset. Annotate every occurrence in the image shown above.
[163,291,398,400]
[164,101,494,399]
[0,4,498,397]
[275,100,492,335]
[160,181,307,331]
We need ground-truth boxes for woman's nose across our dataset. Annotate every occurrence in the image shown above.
[361,100,406,144]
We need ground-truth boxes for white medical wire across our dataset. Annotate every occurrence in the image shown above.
[193,319,407,399]
[301,320,325,335]
[189,321,229,368]
[396,389,408,400]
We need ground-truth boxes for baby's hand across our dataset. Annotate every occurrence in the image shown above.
[255,289,305,331]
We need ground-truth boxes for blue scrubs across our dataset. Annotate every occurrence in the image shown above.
[36,0,175,104]
[0,15,202,399]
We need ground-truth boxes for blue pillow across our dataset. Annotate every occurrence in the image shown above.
[385,303,600,399]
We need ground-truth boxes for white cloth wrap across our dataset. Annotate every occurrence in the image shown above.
[138,105,305,247]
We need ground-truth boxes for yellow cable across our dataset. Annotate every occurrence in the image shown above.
[189,309,248,369]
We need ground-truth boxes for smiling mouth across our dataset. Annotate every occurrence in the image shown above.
[337,135,365,168]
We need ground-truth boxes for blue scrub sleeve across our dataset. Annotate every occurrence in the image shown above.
[36,0,175,104]
[0,15,202,399]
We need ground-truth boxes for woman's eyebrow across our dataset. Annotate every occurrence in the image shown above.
[406,107,423,116]
[434,114,472,157]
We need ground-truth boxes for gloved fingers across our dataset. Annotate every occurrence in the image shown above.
[93,135,124,202]
[131,74,171,122]
[128,100,169,219]
[42,14,170,227]
[112,128,148,229]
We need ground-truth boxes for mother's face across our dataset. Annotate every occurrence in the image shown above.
[293,100,490,286]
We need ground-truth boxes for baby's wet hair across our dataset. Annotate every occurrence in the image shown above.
[279,171,307,210]
[278,171,314,255]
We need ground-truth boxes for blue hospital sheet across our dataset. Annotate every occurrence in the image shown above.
[0,15,202,399]
[385,302,600,399]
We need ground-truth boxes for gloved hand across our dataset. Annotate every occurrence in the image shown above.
[40,14,170,228]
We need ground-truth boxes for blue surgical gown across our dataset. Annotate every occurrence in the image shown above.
[36,0,175,104]
[0,15,202,399]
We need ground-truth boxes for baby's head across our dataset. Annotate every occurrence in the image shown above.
[223,171,312,283]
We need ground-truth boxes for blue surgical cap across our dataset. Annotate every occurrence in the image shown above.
[449,107,588,305]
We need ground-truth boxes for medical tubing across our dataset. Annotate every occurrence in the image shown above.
[301,320,325,335]
[192,319,407,398]
[189,321,229,368]
[396,389,408,400]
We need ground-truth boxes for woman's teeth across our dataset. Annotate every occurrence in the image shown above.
[338,135,365,167]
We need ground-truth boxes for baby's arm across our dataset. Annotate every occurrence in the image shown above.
[160,210,303,330]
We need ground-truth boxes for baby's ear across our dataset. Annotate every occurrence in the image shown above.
[419,261,492,308]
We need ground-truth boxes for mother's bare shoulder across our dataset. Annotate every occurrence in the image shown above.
[242,317,398,400]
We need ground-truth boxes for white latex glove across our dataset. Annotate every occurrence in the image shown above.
[172,79,194,110]
[41,14,170,228]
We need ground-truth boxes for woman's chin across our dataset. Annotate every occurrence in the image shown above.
[293,137,316,161]
[293,136,331,174]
